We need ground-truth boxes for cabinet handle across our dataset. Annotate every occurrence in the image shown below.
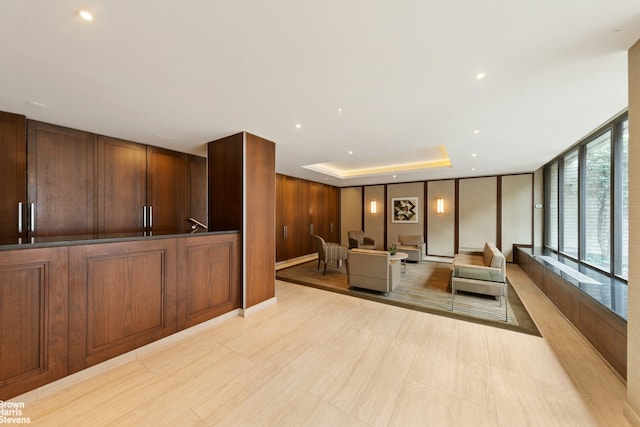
[143,206,147,229]
[18,202,23,234]
[284,225,288,239]
[330,223,334,233]
[149,206,153,229]
[30,203,35,233]
[310,224,314,236]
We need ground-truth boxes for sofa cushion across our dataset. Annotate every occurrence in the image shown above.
[399,234,423,246]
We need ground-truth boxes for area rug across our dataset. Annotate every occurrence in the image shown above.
[276,260,540,336]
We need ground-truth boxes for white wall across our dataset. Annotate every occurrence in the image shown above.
[340,187,362,246]
[459,177,498,250]
[387,182,425,248]
[427,180,455,256]
[502,174,533,261]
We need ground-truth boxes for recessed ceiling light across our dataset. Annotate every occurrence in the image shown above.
[295,124,301,129]
[392,175,397,178]
[472,153,477,157]
[348,150,353,155]
[79,10,93,21]
[475,72,486,80]
[472,168,476,171]
[337,107,343,114]
[474,129,480,134]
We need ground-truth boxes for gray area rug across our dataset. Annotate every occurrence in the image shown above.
[276,260,540,336]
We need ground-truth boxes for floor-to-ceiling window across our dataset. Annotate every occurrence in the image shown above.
[544,112,628,281]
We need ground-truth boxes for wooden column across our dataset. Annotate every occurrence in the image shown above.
[208,132,275,309]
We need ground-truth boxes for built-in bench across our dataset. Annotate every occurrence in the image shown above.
[514,246,627,379]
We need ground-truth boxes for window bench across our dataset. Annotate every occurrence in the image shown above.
[514,246,627,379]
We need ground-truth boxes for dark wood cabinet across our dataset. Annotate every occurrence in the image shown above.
[27,121,96,237]
[275,174,341,262]
[68,239,179,373]
[177,233,240,329]
[0,247,68,400]
[147,146,187,234]
[0,112,26,242]
[96,136,147,235]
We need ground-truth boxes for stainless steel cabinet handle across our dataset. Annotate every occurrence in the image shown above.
[310,224,314,236]
[143,206,147,229]
[149,206,153,229]
[330,223,334,233]
[30,203,35,233]
[284,225,288,239]
[18,202,23,234]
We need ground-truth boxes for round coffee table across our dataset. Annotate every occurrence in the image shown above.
[390,252,409,274]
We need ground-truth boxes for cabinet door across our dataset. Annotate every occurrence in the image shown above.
[0,112,26,241]
[147,146,186,234]
[186,154,207,229]
[97,136,147,235]
[0,247,68,400]
[68,239,178,372]
[27,121,95,237]
[278,176,300,261]
[326,186,340,243]
[176,233,240,329]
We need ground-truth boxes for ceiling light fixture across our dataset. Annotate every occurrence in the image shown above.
[474,129,480,134]
[295,124,301,129]
[337,107,343,114]
[348,150,353,155]
[476,72,486,80]
[472,168,476,171]
[472,153,477,157]
[79,10,93,21]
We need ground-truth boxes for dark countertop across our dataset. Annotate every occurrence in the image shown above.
[0,230,240,251]
[518,247,627,321]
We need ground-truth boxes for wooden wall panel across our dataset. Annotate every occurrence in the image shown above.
[0,247,68,400]
[187,155,208,228]
[244,133,275,307]
[208,134,243,232]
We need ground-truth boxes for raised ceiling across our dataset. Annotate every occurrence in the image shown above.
[1,1,639,186]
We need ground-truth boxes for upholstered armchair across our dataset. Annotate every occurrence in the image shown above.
[392,234,426,262]
[347,249,401,295]
[313,235,349,275]
[347,230,376,250]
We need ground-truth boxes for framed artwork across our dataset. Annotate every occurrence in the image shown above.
[391,197,418,223]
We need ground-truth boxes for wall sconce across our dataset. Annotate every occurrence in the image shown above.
[436,198,445,214]
[370,200,377,214]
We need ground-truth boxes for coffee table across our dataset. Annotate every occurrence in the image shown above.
[390,252,409,274]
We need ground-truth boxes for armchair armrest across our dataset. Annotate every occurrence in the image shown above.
[363,237,376,247]
[348,237,358,248]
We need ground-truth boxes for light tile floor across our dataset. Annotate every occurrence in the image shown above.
[19,264,629,426]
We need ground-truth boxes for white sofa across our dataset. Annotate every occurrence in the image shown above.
[347,249,401,295]
[451,242,506,297]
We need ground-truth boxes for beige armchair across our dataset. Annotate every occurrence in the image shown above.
[313,235,349,275]
[347,230,376,250]
[392,234,426,262]
[347,249,401,295]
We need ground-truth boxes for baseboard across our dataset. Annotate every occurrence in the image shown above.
[275,254,318,270]
[624,401,640,426]
[242,296,278,316]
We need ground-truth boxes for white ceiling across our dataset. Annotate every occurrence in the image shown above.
[1,1,639,187]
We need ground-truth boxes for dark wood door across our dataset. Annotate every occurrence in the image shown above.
[27,121,95,237]
[326,186,340,243]
[96,136,147,235]
[147,146,186,234]
[276,175,300,261]
[186,154,207,230]
[0,112,26,242]
[0,247,68,400]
